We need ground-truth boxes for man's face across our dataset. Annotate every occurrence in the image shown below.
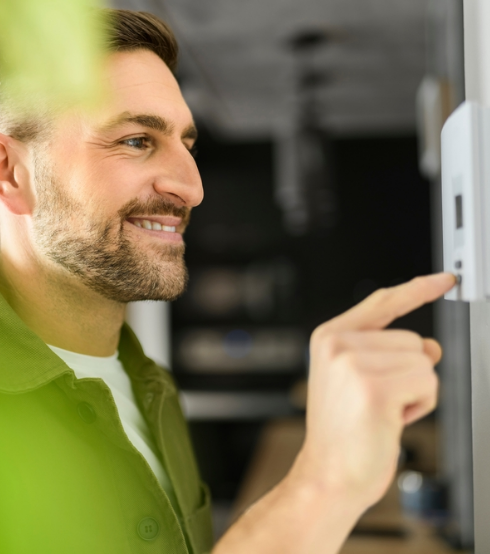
[31,49,203,302]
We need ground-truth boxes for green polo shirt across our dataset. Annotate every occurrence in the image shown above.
[0,292,213,554]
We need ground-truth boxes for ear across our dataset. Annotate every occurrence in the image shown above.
[0,133,34,216]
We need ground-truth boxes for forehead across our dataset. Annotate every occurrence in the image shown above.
[90,49,193,131]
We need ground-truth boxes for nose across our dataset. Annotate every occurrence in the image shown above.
[153,145,203,208]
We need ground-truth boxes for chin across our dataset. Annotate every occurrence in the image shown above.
[111,262,188,303]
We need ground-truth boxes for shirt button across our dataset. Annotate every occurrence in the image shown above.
[77,402,97,423]
[137,517,159,541]
[144,392,154,408]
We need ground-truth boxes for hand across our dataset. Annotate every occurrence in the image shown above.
[291,273,456,509]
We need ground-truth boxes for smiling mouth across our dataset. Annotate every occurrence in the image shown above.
[130,219,176,232]
[126,215,182,233]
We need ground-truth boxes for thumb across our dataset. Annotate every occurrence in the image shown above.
[423,338,442,365]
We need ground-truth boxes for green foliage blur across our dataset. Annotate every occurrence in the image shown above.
[0,0,107,111]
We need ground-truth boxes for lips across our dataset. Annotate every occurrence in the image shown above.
[125,216,184,243]
[126,215,182,227]
[129,219,176,232]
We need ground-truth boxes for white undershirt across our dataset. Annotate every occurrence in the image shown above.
[47,344,178,510]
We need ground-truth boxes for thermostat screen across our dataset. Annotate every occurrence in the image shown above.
[455,194,463,229]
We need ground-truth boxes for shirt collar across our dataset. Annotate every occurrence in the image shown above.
[0,291,162,394]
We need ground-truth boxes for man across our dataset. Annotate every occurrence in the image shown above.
[0,8,455,554]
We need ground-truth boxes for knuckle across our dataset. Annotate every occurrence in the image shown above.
[366,287,400,321]
[426,380,439,412]
[310,325,327,348]
[419,364,439,406]
[429,369,440,392]
[336,350,361,371]
[412,356,434,379]
[411,276,430,294]
[403,329,423,343]
[421,354,435,372]
[369,287,390,304]
[311,323,325,342]
[311,322,330,340]
[390,329,423,347]
[322,334,343,357]
[311,330,344,359]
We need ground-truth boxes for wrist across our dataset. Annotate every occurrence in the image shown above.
[214,453,367,554]
[285,448,371,519]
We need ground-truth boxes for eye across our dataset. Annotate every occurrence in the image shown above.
[121,136,151,150]
[188,144,198,159]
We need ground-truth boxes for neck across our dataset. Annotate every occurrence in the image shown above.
[0,233,125,357]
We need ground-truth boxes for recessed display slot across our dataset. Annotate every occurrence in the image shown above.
[455,194,463,229]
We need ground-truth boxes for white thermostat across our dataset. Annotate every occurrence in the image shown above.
[442,101,490,301]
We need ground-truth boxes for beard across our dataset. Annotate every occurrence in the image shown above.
[31,156,190,303]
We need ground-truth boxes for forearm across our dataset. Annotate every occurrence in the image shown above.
[213,468,365,554]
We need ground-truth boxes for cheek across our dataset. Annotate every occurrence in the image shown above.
[95,165,149,210]
[70,158,138,215]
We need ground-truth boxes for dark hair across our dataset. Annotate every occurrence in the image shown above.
[104,9,179,73]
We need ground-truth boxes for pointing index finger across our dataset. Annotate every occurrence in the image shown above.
[321,273,456,333]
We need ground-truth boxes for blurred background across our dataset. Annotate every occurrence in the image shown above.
[123,0,473,551]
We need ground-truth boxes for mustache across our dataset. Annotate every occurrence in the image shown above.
[118,197,191,227]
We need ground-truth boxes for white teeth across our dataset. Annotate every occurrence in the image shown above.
[130,219,176,232]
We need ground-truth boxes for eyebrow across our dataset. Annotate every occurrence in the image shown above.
[97,111,198,141]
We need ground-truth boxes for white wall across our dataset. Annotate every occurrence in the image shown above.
[125,301,172,369]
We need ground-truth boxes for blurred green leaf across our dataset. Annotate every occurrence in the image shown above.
[0,0,107,110]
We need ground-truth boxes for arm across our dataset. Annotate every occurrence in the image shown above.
[213,273,456,554]
[213,468,364,554]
